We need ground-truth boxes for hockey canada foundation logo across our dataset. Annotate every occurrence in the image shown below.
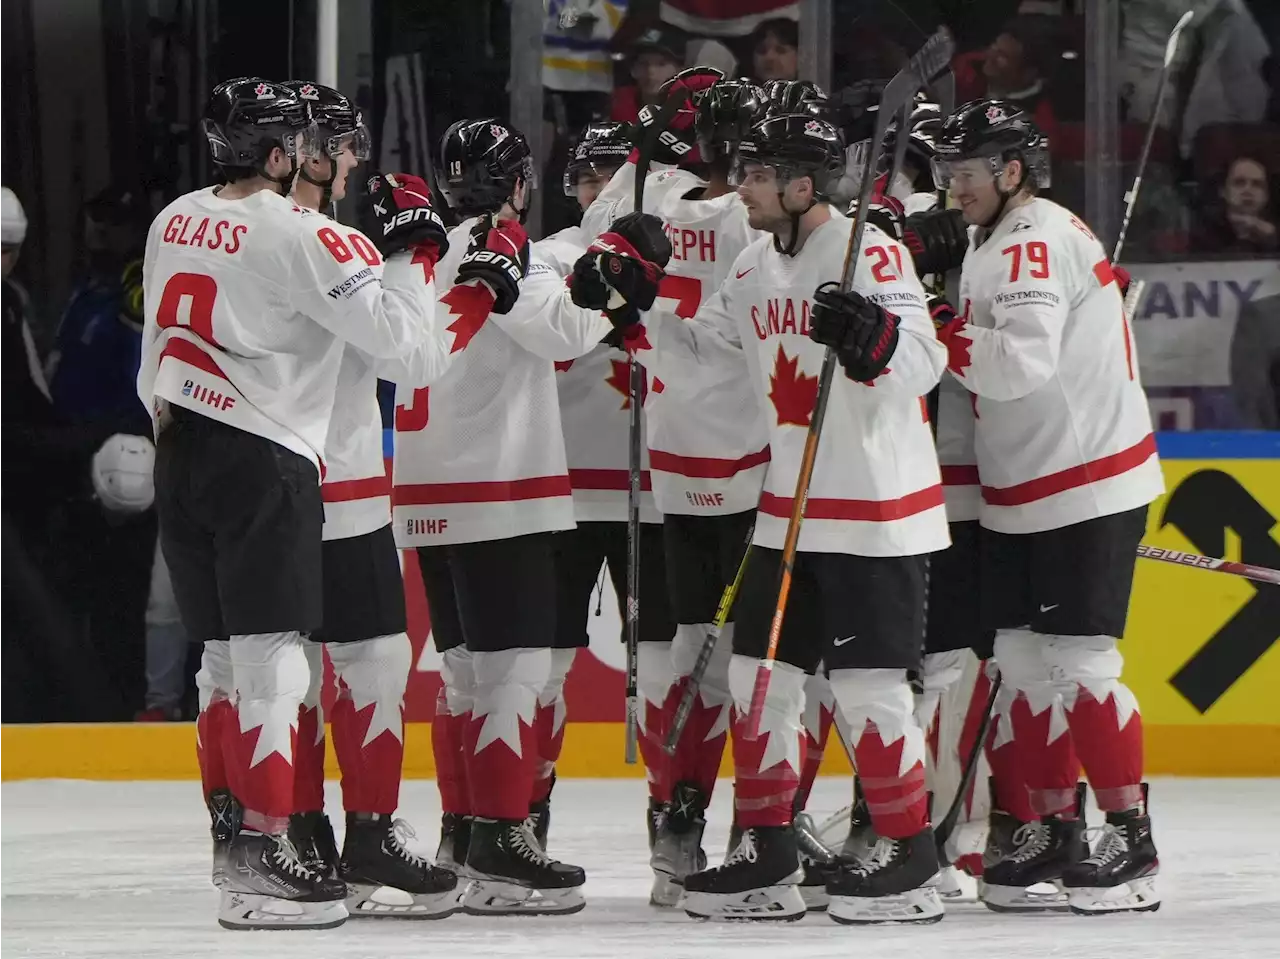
[254,82,273,100]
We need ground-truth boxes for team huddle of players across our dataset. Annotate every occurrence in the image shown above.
[137,67,1163,931]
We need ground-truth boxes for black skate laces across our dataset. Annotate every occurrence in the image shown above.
[1008,822,1051,864]
[270,835,325,881]
[387,819,430,869]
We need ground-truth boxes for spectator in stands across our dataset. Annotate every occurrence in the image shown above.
[981,15,1060,145]
[1230,274,1280,429]
[749,16,799,82]
[610,25,684,122]
[1194,155,1279,254]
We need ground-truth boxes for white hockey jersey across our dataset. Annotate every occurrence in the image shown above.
[138,186,439,472]
[949,197,1163,534]
[390,217,612,546]
[647,211,951,556]
[586,161,772,517]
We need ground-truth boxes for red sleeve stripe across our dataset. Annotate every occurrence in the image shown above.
[981,433,1157,507]
[322,474,391,503]
[568,468,653,492]
[759,483,943,522]
[393,474,572,506]
[648,446,771,479]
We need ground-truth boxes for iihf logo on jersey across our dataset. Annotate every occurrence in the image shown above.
[254,82,273,100]
[182,379,193,397]
[986,104,1008,123]
[297,83,319,100]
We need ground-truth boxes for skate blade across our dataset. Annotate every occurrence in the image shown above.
[799,884,830,912]
[981,880,1070,914]
[217,891,348,930]
[649,872,683,908]
[932,866,978,901]
[1068,876,1160,915]
[682,884,807,922]
[345,882,461,920]
[828,886,944,925]
[460,879,586,916]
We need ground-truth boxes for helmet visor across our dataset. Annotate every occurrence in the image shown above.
[325,123,372,161]
[931,155,1000,191]
[290,124,323,162]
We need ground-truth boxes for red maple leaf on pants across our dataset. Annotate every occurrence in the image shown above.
[440,283,494,354]
[768,344,818,427]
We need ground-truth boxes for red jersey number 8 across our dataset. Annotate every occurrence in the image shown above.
[156,272,219,344]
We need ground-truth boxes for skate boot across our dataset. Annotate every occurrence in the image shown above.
[207,789,241,888]
[647,798,680,908]
[982,814,1082,913]
[461,817,586,916]
[682,826,805,921]
[528,772,555,852]
[1064,785,1159,915]
[827,828,944,925]
[218,830,348,930]
[339,813,459,919]
[436,812,472,877]
[840,781,878,866]
[650,782,709,909]
[289,810,339,879]
[794,811,839,911]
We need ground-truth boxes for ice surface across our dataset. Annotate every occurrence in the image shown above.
[3,777,1278,959]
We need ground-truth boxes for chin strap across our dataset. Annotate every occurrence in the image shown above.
[773,190,818,257]
[259,155,302,196]
[297,159,338,210]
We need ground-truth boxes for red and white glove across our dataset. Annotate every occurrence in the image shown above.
[454,216,530,314]
[635,67,724,166]
[360,172,449,260]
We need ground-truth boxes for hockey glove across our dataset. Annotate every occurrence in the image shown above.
[604,212,673,269]
[927,295,963,333]
[903,207,968,278]
[361,172,449,260]
[636,66,724,166]
[850,190,906,241]
[455,216,530,315]
[809,281,899,383]
[1112,264,1132,296]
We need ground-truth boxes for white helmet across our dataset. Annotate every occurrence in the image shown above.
[2,187,28,246]
[91,433,156,513]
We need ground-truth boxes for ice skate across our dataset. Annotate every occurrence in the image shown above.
[682,826,806,922]
[794,812,839,911]
[339,814,460,919]
[207,789,241,888]
[1064,785,1159,915]
[840,783,878,865]
[528,772,555,852]
[827,828,944,925]
[982,814,1082,913]
[650,783,709,909]
[436,812,472,877]
[460,816,586,916]
[217,830,348,930]
[648,798,681,908]
[289,810,339,879]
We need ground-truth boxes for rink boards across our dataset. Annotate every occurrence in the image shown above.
[3,432,1278,780]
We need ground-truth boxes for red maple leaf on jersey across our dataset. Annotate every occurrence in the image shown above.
[606,358,652,410]
[554,359,575,372]
[411,244,435,282]
[942,324,973,377]
[440,283,493,354]
[768,344,818,426]
[620,324,653,354]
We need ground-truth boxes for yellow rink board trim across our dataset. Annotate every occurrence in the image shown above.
[4,721,1278,781]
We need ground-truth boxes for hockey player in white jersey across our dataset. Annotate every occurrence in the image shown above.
[275,80,459,920]
[571,110,951,924]
[390,118,613,915]
[929,99,1163,915]
[578,72,773,907]
[140,77,447,930]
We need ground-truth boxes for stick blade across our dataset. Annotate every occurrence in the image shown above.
[1165,10,1195,66]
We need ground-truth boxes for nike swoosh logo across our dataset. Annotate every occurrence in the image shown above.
[833,635,855,646]
[736,268,754,279]
[1039,603,1059,612]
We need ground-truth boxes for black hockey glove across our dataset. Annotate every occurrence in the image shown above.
[850,192,906,241]
[569,226,666,334]
[636,67,724,165]
[454,216,530,315]
[927,295,962,332]
[809,281,899,383]
[605,212,672,268]
[360,172,450,259]
[902,207,968,278]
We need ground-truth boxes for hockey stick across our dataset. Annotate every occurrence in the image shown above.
[662,523,755,755]
[934,671,1001,859]
[1112,9,1194,266]
[1137,544,1280,586]
[744,29,956,737]
[621,91,687,764]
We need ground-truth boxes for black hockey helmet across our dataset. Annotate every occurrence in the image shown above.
[932,98,1050,192]
[761,79,829,120]
[439,118,536,219]
[202,78,317,188]
[284,80,371,160]
[695,78,766,162]
[848,98,945,194]
[563,121,633,196]
[733,113,845,197]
